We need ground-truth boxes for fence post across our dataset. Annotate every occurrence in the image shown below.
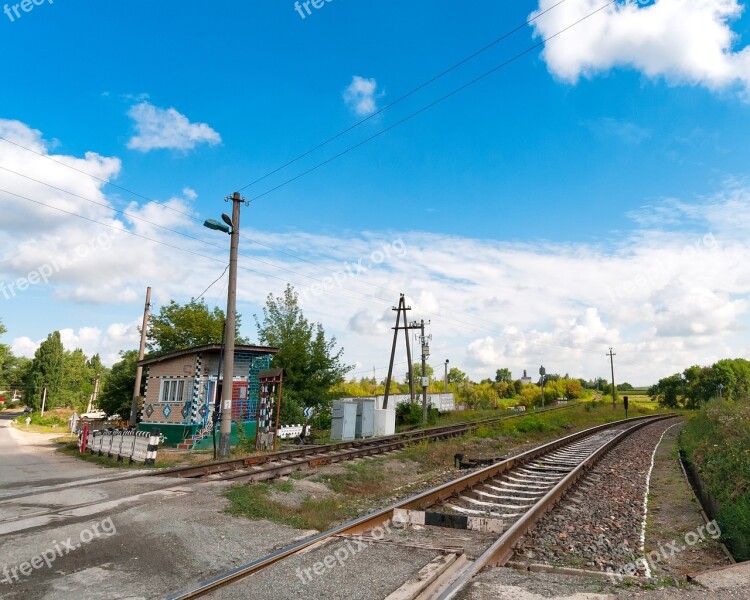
[145,429,160,465]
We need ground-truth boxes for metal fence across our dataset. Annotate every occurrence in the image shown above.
[80,428,161,465]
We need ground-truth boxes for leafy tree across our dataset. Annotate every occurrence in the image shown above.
[147,298,248,355]
[447,367,467,385]
[617,382,634,391]
[255,285,351,425]
[649,373,683,408]
[60,348,96,411]
[495,368,513,383]
[406,362,434,385]
[24,331,66,409]
[99,350,139,418]
[1,354,31,394]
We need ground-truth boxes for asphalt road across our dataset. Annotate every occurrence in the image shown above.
[0,412,313,599]
[0,412,107,494]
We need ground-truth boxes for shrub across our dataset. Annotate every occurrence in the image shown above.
[516,415,547,433]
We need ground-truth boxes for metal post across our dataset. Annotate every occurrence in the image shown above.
[218,192,244,458]
[444,359,449,393]
[130,287,151,427]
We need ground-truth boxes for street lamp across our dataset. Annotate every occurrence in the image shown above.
[204,192,249,458]
[539,365,546,409]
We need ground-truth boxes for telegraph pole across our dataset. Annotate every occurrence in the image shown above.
[130,286,151,427]
[218,192,247,458]
[607,348,617,408]
[40,385,47,416]
[383,295,415,408]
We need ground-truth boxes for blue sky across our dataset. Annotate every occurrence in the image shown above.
[2,0,750,385]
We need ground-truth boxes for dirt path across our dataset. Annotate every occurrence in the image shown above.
[644,421,731,579]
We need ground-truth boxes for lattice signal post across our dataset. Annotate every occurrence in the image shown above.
[255,368,284,451]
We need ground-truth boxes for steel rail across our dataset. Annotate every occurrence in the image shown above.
[436,413,677,599]
[158,404,577,479]
[166,413,674,600]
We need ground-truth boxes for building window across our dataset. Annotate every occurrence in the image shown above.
[160,379,186,403]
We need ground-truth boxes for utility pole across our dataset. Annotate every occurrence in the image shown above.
[40,385,47,416]
[607,348,617,408]
[444,359,449,393]
[91,373,100,412]
[218,192,247,458]
[417,320,431,422]
[383,295,415,408]
[130,286,151,427]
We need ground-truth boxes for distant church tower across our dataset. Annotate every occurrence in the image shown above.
[521,369,532,385]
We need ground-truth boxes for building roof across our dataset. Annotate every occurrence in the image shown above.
[138,344,279,367]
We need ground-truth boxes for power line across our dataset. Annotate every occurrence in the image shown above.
[196,264,229,301]
[250,1,616,203]
[236,0,571,193]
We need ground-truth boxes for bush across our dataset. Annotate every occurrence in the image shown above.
[516,415,547,433]
[680,399,750,561]
[396,403,438,426]
[15,412,67,427]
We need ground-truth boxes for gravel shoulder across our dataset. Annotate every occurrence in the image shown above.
[644,421,731,579]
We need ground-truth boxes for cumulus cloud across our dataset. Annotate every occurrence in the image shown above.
[530,0,750,97]
[343,76,380,116]
[126,102,221,152]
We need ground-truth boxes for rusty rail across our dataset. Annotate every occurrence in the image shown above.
[166,413,675,599]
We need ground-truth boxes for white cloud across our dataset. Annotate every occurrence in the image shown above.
[343,76,380,116]
[4,119,750,384]
[126,102,221,152]
[530,0,750,97]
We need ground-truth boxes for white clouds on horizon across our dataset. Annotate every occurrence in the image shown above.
[531,0,750,98]
[2,120,750,383]
[126,102,222,152]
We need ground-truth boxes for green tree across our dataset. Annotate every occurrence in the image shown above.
[406,362,434,385]
[255,285,351,425]
[147,298,248,355]
[649,373,683,408]
[495,368,512,383]
[24,331,66,410]
[447,367,467,385]
[98,351,139,418]
[60,348,96,411]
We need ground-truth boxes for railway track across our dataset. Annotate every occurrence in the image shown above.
[167,413,677,600]
[158,403,577,483]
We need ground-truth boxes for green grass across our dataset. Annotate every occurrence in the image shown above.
[225,473,367,532]
[680,399,750,561]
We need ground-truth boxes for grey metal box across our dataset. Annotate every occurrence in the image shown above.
[355,399,376,438]
[331,401,357,441]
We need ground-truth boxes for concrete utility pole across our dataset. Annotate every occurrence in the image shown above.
[40,385,47,416]
[130,286,151,427]
[607,348,617,408]
[218,192,246,458]
[383,295,415,409]
[418,320,431,422]
[444,359,449,393]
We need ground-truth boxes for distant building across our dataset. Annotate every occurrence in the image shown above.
[137,344,278,449]
[520,369,532,385]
